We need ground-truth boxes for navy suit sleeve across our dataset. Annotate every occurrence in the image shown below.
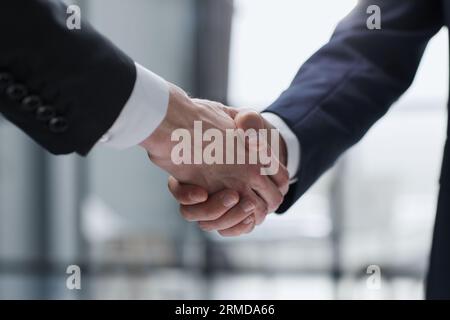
[266,0,444,213]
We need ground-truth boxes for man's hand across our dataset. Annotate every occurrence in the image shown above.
[165,100,289,237]
[140,83,289,235]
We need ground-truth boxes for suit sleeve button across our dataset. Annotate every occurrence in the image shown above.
[21,95,42,112]
[0,73,13,92]
[49,117,69,133]
[36,105,55,122]
[6,84,28,101]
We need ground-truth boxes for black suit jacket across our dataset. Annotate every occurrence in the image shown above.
[266,0,449,299]
[0,0,136,155]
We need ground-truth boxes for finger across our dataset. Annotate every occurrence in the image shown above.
[180,189,239,222]
[235,110,290,196]
[235,110,264,153]
[168,176,208,205]
[266,159,290,196]
[198,197,256,231]
[244,189,269,226]
[218,217,256,237]
[235,109,264,134]
[251,175,284,214]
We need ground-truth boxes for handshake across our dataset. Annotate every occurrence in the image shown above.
[140,84,290,237]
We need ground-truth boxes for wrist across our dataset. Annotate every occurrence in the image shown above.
[140,83,196,156]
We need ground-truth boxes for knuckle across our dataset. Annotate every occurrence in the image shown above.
[206,208,224,221]
[227,190,240,202]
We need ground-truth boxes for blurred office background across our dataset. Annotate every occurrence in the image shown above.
[0,0,447,299]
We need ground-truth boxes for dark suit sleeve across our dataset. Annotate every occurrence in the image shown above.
[0,0,136,155]
[265,0,444,213]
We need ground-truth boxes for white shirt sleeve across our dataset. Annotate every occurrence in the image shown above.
[261,112,301,182]
[98,63,169,149]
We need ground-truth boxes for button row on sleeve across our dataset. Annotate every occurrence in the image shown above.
[0,72,69,134]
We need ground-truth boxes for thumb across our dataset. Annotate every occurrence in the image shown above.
[235,109,265,132]
[234,110,268,152]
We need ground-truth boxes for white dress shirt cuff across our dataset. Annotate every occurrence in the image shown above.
[261,112,301,182]
[98,63,169,149]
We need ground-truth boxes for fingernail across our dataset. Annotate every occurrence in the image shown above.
[243,216,254,225]
[222,193,238,208]
[241,200,255,213]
